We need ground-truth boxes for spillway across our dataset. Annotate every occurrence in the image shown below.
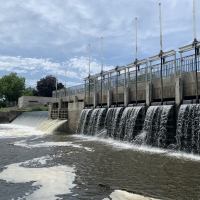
[11,111,48,127]
[11,111,67,134]
[176,104,200,154]
[76,104,200,154]
[77,106,146,141]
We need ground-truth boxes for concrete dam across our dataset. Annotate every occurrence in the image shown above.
[49,43,200,154]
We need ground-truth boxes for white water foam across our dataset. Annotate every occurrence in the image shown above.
[0,155,75,200]
[0,124,46,139]
[103,190,160,200]
[72,134,200,162]
[14,140,93,151]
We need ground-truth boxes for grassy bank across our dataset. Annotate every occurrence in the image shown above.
[0,106,48,112]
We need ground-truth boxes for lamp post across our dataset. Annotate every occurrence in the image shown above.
[193,0,199,103]
[101,37,103,107]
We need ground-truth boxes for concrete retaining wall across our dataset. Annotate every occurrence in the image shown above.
[49,72,200,133]
[0,111,23,123]
[67,102,85,133]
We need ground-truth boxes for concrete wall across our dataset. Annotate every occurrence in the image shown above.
[18,96,52,108]
[49,72,200,134]
[152,76,175,100]
[0,111,23,123]
[67,102,85,133]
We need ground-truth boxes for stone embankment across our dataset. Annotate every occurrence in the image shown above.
[0,111,23,123]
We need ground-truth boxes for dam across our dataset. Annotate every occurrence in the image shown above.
[2,26,200,200]
[48,42,200,154]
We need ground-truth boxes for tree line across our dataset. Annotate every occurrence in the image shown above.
[0,73,64,106]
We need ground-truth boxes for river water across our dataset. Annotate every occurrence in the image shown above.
[0,123,200,200]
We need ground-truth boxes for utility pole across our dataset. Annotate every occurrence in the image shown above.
[135,17,138,106]
[159,3,164,105]
[193,0,199,103]
[101,37,103,107]
[88,44,91,107]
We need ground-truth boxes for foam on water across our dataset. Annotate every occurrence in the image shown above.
[72,134,200,162]
[0,124,46,138]
[0,155,75,200]
[14,140,93,151]
[103,190,160,200]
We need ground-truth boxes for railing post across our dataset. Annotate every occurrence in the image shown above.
[145,62,148,84]
[94,77,96,93]
[160,56,164,105]
[135,65,138,105]
[174,53,176,81]
[116,72,118,107]
[101,74,103,107]
[128,68,130,87]
[150,61,152,105]
[107,73,110,90]
[180,53,183,80]
[84,80,86,107]
[88,78,91,106]
[195,46,199,103]
[150,61,152,84]
[124,68,126,87]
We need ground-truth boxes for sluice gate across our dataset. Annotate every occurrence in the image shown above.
[75,103,200,154]
[48,17,200,138]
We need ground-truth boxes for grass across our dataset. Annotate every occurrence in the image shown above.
[0,106,49,112]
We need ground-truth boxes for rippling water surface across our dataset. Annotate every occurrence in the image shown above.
[0,124,200,200]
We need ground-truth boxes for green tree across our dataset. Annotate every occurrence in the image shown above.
[0,73,25,101]
[23,87,34,96]
[36,75,64,97]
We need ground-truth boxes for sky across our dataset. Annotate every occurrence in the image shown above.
[0,0,199,88]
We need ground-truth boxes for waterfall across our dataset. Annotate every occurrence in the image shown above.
[87,108,107,135]
[11,111,48,127]
[87,109,100,135]
[104,107,124,138]
[176,104,200,153]
[36,119,67,133]
[76,109,92,134]
[142,105,174,148]
[117,107,145,141]
[75,103,200,154]
[95,108,107,133]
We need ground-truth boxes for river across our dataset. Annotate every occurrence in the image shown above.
[0,123,200,199]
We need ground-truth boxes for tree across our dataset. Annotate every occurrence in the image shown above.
[36,75,64,97]
[0,73,25,102]
[23,87,34,96]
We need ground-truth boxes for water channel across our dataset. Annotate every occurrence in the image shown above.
[0,124,200,199]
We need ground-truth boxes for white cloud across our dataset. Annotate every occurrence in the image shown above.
[0,0,199,88]
[25,79,38,88]
[0,54,113,87]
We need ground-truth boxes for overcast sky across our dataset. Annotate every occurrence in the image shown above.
[0,0,199,88]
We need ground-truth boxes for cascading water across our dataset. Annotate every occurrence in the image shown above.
[76,108,107,135]
[11,111,48,127]
[75,102,200,155]
[36,119,67,133]
[87,109,100,135]
[142,105,174,148]
[117,107,145,141]
[87,108,107,135]
[104,107,124,138]
[94,108,107,133]
[176,104,200,153]
[76,109,92,134]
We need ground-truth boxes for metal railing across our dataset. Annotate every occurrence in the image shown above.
[52,53,200,98]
